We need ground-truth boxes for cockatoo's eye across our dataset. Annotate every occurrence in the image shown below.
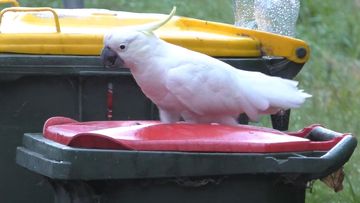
[119,44,126,50]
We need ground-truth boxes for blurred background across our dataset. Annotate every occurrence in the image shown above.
[5,0,360,202]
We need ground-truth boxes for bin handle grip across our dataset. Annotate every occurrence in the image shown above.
[303,126,357,179]
[0,0,19,7]
[306,126,357,162]
[0,7,61,33]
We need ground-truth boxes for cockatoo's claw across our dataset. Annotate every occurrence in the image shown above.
[101,46,124,68]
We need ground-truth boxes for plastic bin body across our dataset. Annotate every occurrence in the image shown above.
[0,54,303,202]
[17,134,307,203]
[0,55,151,202]
[0,7,310,202]
[16,126,356,203]
[49,175,305,203]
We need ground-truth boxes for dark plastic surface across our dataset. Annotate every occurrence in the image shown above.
[15,127,356,203]
[46,175,306,203]
[0,54,153,202]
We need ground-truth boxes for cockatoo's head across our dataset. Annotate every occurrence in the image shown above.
[101,7,176,69]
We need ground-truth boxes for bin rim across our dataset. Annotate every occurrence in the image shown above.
[16,129,356,180]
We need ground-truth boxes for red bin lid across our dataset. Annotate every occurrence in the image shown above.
[43,117,343,153]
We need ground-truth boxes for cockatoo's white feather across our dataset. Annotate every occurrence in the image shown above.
[101,7,311,125]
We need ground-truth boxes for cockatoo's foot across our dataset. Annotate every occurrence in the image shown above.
[216,116,239,126]
[159,109,181,123]
[186,116,239,126]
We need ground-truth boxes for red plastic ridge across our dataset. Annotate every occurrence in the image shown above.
[43,117,345,153]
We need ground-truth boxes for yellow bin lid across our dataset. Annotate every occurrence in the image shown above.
[0,7,309,63]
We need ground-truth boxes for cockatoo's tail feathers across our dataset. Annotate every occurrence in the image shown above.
[135,6,176,35]
[302,92,312,98]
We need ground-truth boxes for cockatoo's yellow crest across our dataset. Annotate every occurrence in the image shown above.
[136,6,176,35]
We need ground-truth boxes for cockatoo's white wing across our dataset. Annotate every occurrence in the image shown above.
[164,44,310,121]
[164,49,263,120]
[166,68,275,120]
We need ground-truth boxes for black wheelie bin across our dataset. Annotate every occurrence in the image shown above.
[0,5,333,203]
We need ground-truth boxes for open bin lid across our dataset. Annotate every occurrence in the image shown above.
[44,116,350,153]
[15,116,356,180]
[0,7,309,63]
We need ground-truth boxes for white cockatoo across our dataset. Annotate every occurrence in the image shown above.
[101,7,311,126]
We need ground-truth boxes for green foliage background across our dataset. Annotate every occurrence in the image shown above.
[9,0,360,202]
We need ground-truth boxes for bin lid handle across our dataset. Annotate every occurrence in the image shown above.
[0,7,61,33]
[0,0,20,7]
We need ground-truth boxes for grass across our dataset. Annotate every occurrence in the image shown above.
[296,1,360,202]
[12,0,360,202]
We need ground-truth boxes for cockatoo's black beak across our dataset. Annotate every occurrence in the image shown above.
[101,46,124,68]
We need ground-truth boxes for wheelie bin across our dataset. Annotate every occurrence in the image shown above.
[0,5,315,203]
[15,117,357,203]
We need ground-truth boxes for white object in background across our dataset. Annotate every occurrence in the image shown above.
[232,0,257,29]
[254,0,300,36]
